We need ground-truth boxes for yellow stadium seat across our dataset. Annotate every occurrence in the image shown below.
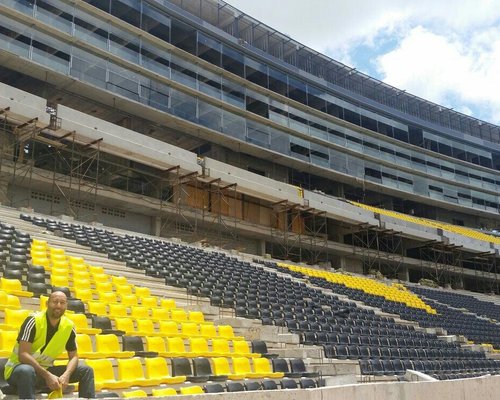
[158,320,180,337]
[65,313,101,335]
[151,388,177,397]
[6,293,21,309]
[144,336,170,357]
[159,298,176,309]
[134,286,151,298]
[188,311,205,323]
[115,284,133,297]
[122,390,147,398]
[211,357,245,380]
[199,324,217,339]
[231,357,265,379]
[180,322,200,337]
[88,265,105,275]
[97,291,118,304]
[151,308,170,322]
[141,296,158,308]
[180,386,203,395]
[130,306,149,319]
[136,319,158,336]
[170,309,188,322]
[113,317,137,336]
[217,325,243,340]
[73,288,93,303]
[95,282,113,293]
[232,340,260,358]
[120,294,138,307]
[87,301,107,316]
[144,357,186,384]
[0,308,31,330]
[210,338,232,357]
[108,304,128,319]
[111,276,128,286]
[117,357,163,387]
[252,357,284,378]
[0,330,18,357]
[0,278,33,297]
[166,337,191,357]
[94,334,134,358]
[74,334,102,359]
[188,337,213,357]
[84,359,130,390]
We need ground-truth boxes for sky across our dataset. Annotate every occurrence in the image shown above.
[225,0,500,125]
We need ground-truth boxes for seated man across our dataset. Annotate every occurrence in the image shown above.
[4,291,95,399]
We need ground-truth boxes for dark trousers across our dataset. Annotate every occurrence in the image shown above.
[7,363,95,399]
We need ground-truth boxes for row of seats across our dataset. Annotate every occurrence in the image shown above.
[19,215,495,381]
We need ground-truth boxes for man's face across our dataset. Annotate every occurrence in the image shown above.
[47,292,67,320]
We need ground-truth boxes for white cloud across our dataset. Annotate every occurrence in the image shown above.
[375,26,500,123]
[224,0,500,124]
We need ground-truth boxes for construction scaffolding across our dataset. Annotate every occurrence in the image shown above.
[270,200,328,264]
[417,242,464,288]
[349,223,404,279]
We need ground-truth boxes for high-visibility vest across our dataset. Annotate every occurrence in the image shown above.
[4,311,74,379]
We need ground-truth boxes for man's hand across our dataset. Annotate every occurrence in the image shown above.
[44,371,61,391]
[58,372,70,388]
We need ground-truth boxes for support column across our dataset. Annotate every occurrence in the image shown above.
[397,266,410,282]
[0,175,8,205]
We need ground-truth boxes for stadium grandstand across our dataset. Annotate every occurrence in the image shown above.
[0,0,499,398]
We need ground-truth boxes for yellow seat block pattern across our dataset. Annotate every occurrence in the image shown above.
[278,262,436,314]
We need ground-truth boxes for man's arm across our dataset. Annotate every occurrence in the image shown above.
[57,350,78,388]
[18,341,61,391]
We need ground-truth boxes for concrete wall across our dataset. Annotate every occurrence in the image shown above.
[176,375,499,400]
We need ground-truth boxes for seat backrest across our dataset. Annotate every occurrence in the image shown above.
[232,340,251,355]
[145,336,166,353]
[289,358,307,373]
[95,334,120,353]
[167,337,186,353]
[92,315,112,330]
[180,386,204,395]
[231,357,252,375]
[145,357,170,379]
[212,357,231,375]
[253,357,272,374]
[159,320,179,336]
[181,322,199,336]
[171,358,193,377]
[190,337,209,354]
[300,377,316,388]
[204,383,224,393]
[271,358,290,374]
[152,388,177,397]
[262,380,278,390]
[245,381,261,391]
[281,378,298,389]
[251,339,268,355]
[212,338,230,354]
[122,336,144,352]
[117,358,145,381]
[75,334,93,353]
[192,357,212,377]
[226,382,244,392]
[114,317,135,333]
[85,359,116,383]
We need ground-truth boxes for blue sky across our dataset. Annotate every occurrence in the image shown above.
[225,0,500,125]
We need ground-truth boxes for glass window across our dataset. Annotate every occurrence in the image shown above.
[109,24,140,63]
[221,77,244,108]
[197,31,221,66]
[247,120,269,147]
[73,9,108,51]
[222,44,244,77]
[70,49,107,88]
[198,101,221,132]
[222,110,245,140]
[0,15,31,58]
[142,2,170,42]
[169,88,197,122]
[35,0,73,34]
[31,30,70,74]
